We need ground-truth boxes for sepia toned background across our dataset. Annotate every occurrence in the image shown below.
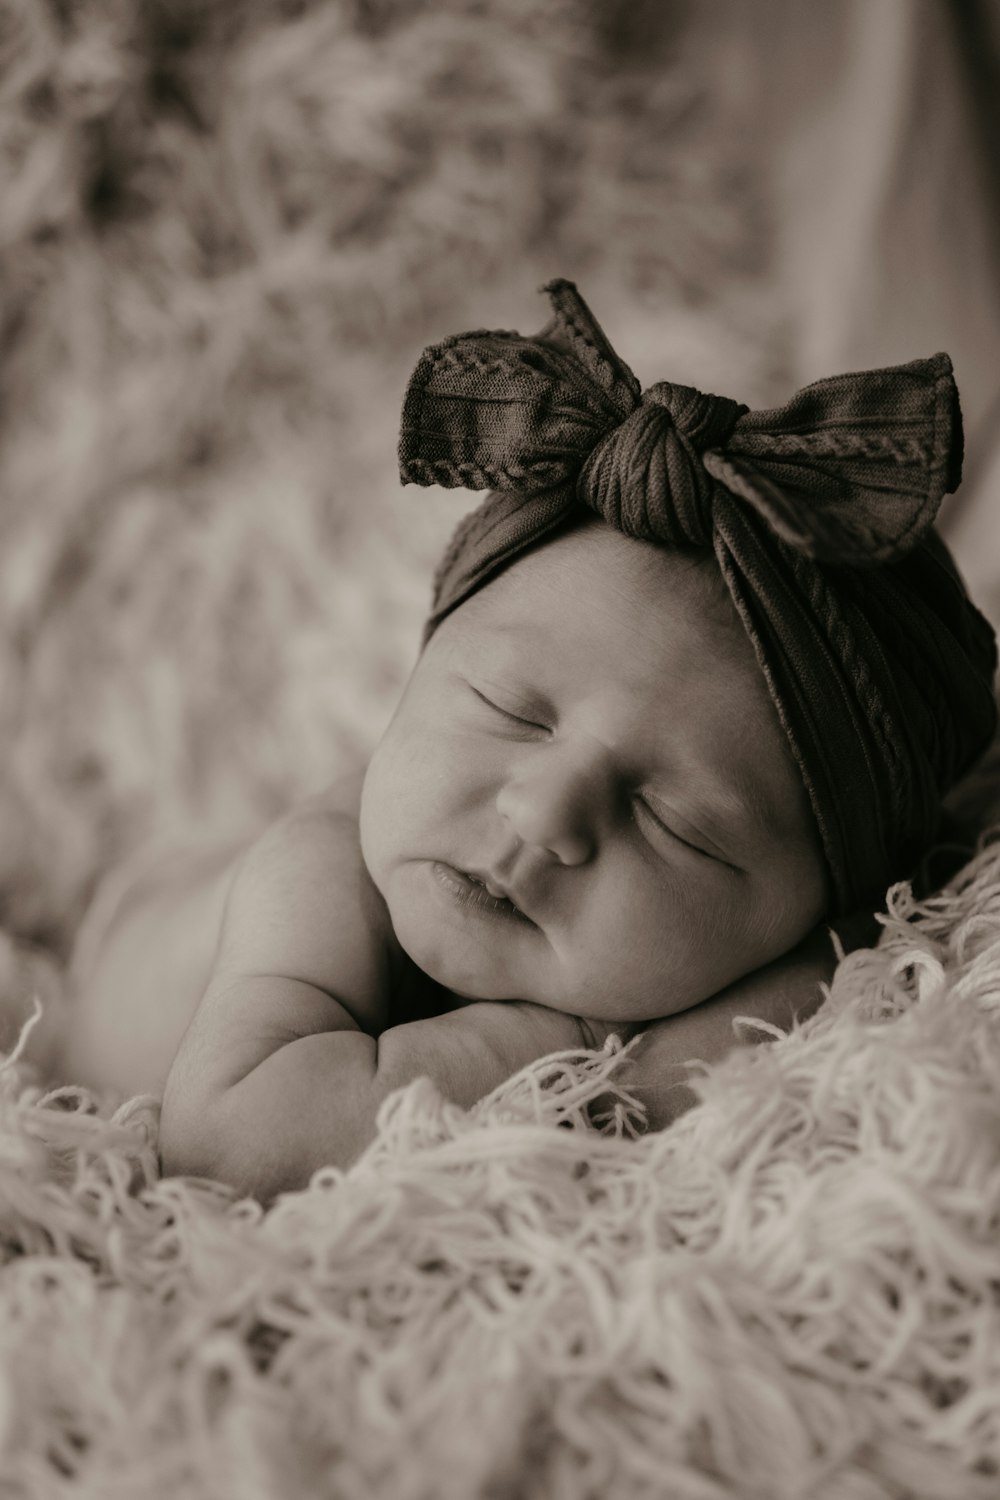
[2,0,999,961]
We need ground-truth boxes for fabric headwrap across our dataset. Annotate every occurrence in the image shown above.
[398,280,998,915]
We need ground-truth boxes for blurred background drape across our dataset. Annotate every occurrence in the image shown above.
[2,0,999,957]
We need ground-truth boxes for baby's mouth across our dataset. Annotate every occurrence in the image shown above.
[465,870,512,901]
[462,868,527,917]
[432,862,533,924]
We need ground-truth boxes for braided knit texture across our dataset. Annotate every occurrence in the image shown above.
[4,835,1000,1496]
[401,279,963,566]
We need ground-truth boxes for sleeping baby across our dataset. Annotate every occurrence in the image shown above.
[41,282,998,1200]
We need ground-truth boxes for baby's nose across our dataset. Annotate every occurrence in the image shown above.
[495,747,608,866]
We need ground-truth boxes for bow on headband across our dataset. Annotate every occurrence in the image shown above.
[399,278,962,567]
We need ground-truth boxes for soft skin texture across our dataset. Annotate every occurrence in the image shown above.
[360,519,831,1024]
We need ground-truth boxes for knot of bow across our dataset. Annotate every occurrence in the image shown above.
[398,279,962,566]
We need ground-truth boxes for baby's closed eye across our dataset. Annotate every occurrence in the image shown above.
[466,678,552,733]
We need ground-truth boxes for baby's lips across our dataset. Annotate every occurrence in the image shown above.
[452,859,540,924]
[464,866,516,902]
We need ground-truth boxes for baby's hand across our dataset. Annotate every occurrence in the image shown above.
[368,996,619,1117]
[576,1014,642,1052]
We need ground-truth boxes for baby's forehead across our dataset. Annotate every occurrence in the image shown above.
[477,520,742,644]
[447,526,763,719]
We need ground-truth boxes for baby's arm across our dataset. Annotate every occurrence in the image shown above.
[158,798,394,1196]
[158,800,595,1201]
[374,909,879,1129]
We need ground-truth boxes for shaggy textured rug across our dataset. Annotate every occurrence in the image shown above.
[3,839,1000,1497]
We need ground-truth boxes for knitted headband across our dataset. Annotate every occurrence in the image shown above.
[398,280,998,914]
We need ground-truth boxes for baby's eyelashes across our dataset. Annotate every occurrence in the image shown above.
[631,795,707,858]
[631,792,742,872]
[467,682,551,734]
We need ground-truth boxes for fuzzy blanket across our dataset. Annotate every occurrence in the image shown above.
[2,840,1000,1499]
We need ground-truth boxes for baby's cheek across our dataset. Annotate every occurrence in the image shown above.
[563,931,667,1022]
[357,776,387,886]
[576,893,730,1022]
[739,872,822,966]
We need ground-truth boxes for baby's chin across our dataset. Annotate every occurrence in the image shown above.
[395,930,526,1004]
[371,857,543,998]
[385,892,534,1004]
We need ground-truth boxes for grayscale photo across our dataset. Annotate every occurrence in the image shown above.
[2,1,1000,1494]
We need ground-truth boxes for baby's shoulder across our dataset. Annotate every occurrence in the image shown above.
[237,799,356,889]
[217,770,393,1029]
[242,767,367,880]
[304,766,367,821]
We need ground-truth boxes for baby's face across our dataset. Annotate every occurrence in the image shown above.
[360,520,830,1022]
